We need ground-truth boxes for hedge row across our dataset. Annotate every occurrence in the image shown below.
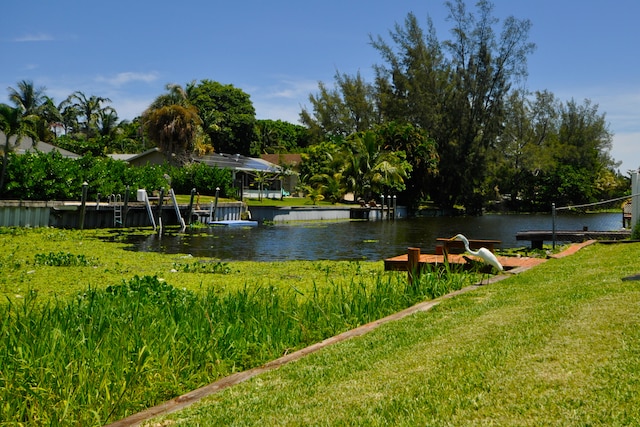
[2,151,233,201]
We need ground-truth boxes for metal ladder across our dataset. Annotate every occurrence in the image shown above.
[110,194,123,227]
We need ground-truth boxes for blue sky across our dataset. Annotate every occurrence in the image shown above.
[2,1,639,172]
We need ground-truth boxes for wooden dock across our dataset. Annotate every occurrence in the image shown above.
[384,246,547,286]
[516,230,630,249]
[384,251,546,274]
[384,239,599,285]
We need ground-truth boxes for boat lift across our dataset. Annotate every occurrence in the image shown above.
[137,188,186,232]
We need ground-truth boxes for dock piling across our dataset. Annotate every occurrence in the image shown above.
[407,247,421,286]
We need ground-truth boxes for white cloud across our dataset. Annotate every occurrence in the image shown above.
[267,78,319,100]
[253,99,304,124]
[96,72,159,88]
[112,97,154,121]
[239,76,317,122]
[599,92,640,134]
[611,132,640,173]
[13,33,54,42]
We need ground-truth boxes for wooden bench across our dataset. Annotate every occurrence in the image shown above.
[435,238,500,256]
[384,238,500,286]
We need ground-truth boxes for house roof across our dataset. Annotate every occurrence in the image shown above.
[107,149,280,173]
[0,132,80,159]
[196,153,282,174]
[107,147,162,162]
[260,153,303,168]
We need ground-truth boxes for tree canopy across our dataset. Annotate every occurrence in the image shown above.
[369,0,536,212]
[299,0,624,212]
[187,80,256,155]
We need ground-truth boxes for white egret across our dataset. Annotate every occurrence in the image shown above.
[449,234,503,272]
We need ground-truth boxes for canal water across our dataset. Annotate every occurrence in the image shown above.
[124,212,624,261]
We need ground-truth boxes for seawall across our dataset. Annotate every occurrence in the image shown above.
[0,201,408,228]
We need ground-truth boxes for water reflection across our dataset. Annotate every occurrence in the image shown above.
[123,212,624,261]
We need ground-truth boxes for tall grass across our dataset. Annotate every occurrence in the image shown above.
[0,267,472,425]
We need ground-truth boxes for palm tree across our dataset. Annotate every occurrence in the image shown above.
[143,83,213,160]
[0,104,38,193]
[147,83,192,109]
[56,98,81,136]
[7,80,47,116]
[39,96,64,138]
[7,80,52,142]
[252,171,276,201]
[97,107,119,137]
[310,171,346,203]
[303,184,325,205]
[66,91,112,138]
[339,130,411,200]
[141,104,201,164]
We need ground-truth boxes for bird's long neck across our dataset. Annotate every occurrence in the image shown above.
[462,238,478,256]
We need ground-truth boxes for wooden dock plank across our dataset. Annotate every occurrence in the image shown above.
[516,230,630,249]
[384,253,545,271]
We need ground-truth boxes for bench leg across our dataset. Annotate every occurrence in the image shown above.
[531,240,543,250]
[407,247,421,286]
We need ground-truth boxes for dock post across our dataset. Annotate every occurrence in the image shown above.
[552,203,556,250]
[156,187,165,232]
[186,188,196,225]
[213,187,220,221]
[632,171,640,230]
[122,186,129,227]
[393,195,396,220]
[407,247,421,286]
[79,181,88,229]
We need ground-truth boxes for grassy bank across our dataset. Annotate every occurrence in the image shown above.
[147,242,640,426]
[0,227,474,425]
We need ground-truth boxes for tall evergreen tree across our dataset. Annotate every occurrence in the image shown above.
[371,1,535,212]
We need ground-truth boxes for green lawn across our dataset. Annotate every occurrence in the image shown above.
[146,242,640,426]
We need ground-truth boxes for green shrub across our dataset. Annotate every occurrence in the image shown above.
[33,251,95,267]
[3,151,233,201]
[632,220,640,240]
[170,162,233,196]
[172,260,232,274]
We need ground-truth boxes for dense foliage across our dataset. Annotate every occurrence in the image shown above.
[300,0,628,211]
[2,151,233,200]
[187,80,257,156]
[252,119,311,155]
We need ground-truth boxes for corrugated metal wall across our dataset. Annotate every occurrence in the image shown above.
[0,201,247,228]
[0,204,52,227]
